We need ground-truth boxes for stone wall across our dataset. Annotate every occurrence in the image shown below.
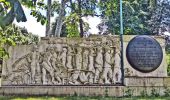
[1,35,121,86]
[1,35,168,87]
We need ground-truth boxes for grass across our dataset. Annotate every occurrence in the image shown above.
[0,96,170,100]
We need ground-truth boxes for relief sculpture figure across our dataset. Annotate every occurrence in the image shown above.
[69,47,82,84]
[79,48,90,84]
[41,48,56,84]
[57,47,68,84]
[9,54,31,85]
[61,48,67,68]
[28,46,40,84]
[11,64,30,85]
[66,46,74,71]
[102,48,113,84]
[82,48,89,70]
[86,48,95,84]
[113,49,122,84]
[50,48,62,84]
[94,47,103,83]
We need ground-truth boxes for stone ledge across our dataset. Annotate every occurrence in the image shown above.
[0,86,169,97]
[125,77,170,86]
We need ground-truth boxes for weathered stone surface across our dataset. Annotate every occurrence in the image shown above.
[1,36,121,86]
[125,77,164,86]
[163,77,170,86]
[124,35,167,77]
[126,35,163,73]
[0,85,168,96]
[1,35,168,87]
[0,35,169,97]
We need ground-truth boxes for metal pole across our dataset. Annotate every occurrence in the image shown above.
[120,0,124,85]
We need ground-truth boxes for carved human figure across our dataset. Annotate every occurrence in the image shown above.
[41,48,56,84]
[34,53,42,84]
[82,48,89,70]
[94,47,103,83]
[69,47,82,84]
[61,47,67,68]
[113,49,122,84]
[28,46,40,84]
[86,48,95,84]
[50,48,58,70]
[79,48,89,84]
[10,63,31,85]
[102,48,112,84]
[50,47,62,84]
[66,46,74,71]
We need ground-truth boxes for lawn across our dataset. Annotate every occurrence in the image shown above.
[0,96,170,100]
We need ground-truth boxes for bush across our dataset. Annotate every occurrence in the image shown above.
[167,54,170,76]
[124,87,134,97]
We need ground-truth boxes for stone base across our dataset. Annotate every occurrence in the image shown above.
[0,85,169,97]
[125,77,170,86]
[1,77,170,96]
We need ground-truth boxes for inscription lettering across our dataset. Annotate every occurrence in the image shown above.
[126,36,163,73]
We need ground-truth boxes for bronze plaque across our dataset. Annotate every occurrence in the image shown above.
[126,35,163,73]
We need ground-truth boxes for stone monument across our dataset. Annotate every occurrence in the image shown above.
[0,35,169,96]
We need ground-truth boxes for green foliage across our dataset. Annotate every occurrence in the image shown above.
[166,46,170,54]
[50,0,97,37]
[140,89,148,97]
[166,53,170,76]
[124,87,134,97]
[104,87,109,97]
[148,0,170,35]
[98,0,154,35]
[65,13,80,37]
[28,0,47,25]
[50,1,60,16]
[164,87,170,97]
[30,10,47,25]
[0,0,27,27]
[98,0,170,35]
[150,88,160,97]
[0,24,39,58]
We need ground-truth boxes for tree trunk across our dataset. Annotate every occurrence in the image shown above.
[54,0,66,37]
[78,0,84,37]
[46,0,51,37]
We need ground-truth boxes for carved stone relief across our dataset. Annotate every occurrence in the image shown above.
[2,37,122,85]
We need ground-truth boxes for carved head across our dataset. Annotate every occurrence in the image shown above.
[50,48,55,54]
[76,47,82,54]
[63,48,67,52]
[83,48,89,54]
[97,47,103,53]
